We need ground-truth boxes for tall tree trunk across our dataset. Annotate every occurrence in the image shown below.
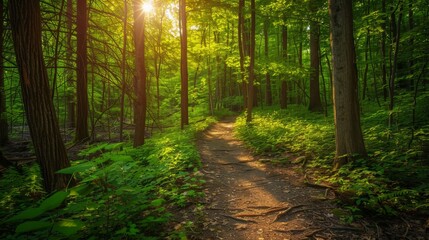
[9,0,72,192]
[180,0,189,128]
[264,20,272,106]
[381,0,387,101]
[65,0,75,129]
[308,0,323,113]
[280,25,288,109]
[362,29,370,100]
[329,0,367,170]
[246,0,256,122]
[388,2,403,127]
[407,1,414,88]
[238,0,247,109]
[75,0,89,142]
[133,0,148,147]
[0,0,8,146]
[119,0,128,141]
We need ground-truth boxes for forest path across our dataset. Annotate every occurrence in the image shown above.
[193,117,368,240]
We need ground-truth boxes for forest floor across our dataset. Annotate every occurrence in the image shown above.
[182,117,428,240]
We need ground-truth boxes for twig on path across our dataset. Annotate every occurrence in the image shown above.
[304,177,336,198]
[263,206,291,215]
[305,228,325,238]
[234,213,265,217]
[219,159,257,165]
[221,214,257,223]
[240,181,272,190]
[400,216,410,238]
[272,205,307,222]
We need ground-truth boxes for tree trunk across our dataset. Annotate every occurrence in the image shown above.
[381,0,387,101]
[180,0,189,128]
[119,0,128,141]
[308,0,323,113]
[388,2,403,127]
[65,0,75,129]
[75,0,89,142]
[132,0,148,147]
[264,20,272,106]
[238,0,247,109]
[9,0,72,192]
[246,0,256,122]
[280,25,288,109]
[0,0,8,146]
[329,0,367,170]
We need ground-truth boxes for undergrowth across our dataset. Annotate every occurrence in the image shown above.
[0,116,216,239]
[235,104,429,217]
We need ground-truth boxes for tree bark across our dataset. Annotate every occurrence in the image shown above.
[65,0,75,129]
[75,0,89,142]
[238,0,247,109]
[264,20,272,106]
[381,0,387,101]
[119,0,128,141]
[246,0,256,122]
[9,0,72,192]
[180,0,189,128]
[388,2,403,127]
[280,25,288,109]
[132,0,148,147]
[308,0,323,112]
[329,0,367,170]
[0,0,8,146]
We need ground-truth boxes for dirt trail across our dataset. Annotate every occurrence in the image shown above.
[193,118,427,240]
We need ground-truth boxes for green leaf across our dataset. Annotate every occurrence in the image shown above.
[40,191,68,211]
[57,161,95,174]
[16,221,51,233]
[69,183,92,196]
[6,208,45,222]
[150,198,165,207]
[53,219,84,236]
[104,142,125,151]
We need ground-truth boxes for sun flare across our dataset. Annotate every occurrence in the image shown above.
[141,1,154,13]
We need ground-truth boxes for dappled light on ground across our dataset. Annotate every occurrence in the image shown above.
[193,117,373,239]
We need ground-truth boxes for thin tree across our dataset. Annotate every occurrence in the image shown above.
[0,0,7,146]
[381,0,387,101]
[308,0,323,112]
[388,2,403,127]
[279,24,288,109]
[9,0,72,192]
[329,0,367,170]
[180,0,189,128]
[119,0,128,141]
[76,0,89,142]
[65,0,75,129]
[246,0,256,122]
[238,0,247,109]
[264,20,273,106]
[133,0,148,147]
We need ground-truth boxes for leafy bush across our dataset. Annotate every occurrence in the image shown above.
[1,116,216,239]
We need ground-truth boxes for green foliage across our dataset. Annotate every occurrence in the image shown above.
[1,117,216,239]
[235,104,429,217]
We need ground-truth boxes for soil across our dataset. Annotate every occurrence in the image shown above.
[187,117,429,240]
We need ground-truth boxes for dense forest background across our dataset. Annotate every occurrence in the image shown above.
[0,0,428,238]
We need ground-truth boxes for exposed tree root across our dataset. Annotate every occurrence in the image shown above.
[272,204,307,222]
[221,214,257,223]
